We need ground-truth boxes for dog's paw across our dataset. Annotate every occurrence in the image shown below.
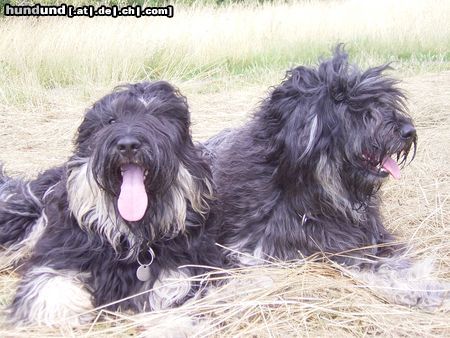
[390,283,448,310]
[8,267,94,327]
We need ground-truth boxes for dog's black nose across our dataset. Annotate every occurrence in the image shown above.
[117,136,141,155]
[399,123,416,139]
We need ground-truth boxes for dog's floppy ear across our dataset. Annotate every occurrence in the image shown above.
[178,143,213,215]
[262,64,339,179]
[75,96,116,157]
[140,81,190,125]
[139,81,213,216]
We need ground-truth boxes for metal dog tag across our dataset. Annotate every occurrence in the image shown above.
[136,246,155,282]
[136,265,151,282]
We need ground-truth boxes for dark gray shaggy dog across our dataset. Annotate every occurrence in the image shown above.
[206,47,448,308]
[0,81,223,326]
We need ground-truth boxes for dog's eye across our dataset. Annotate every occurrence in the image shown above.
[108,118,116,124]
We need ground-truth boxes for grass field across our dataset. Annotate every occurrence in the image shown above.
[0,0,449,336]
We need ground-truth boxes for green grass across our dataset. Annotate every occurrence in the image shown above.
[0,0,449,106]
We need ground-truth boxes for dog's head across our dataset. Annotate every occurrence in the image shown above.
[260,46,416,210]
[67,82,211,250]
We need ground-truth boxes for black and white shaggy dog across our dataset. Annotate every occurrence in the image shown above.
[206,47,448,308]
[0,81,223,326]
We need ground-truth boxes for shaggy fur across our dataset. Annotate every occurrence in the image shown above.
[0,81,223,326]
[205,47,448,308]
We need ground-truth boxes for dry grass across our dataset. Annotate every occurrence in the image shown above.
[1,261,449,337]
[0,0,449,336]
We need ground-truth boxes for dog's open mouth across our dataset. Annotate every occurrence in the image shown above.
[362,153,402,179]
[117,163,149,222]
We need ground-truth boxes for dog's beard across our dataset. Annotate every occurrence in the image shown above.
[359,134,416,181]
[88,131,179,223]
[67,158,132,253]
[67,153,211,258]
[309,124,417,221]
[338,133,417,211]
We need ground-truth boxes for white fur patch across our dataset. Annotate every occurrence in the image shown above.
[315,153,364,221]
[0,211,47,269]
[177,164,212,216]
[67,160,134,252]
[227,240,266,266]
[137,96,156,107]
[12,267,94,326]
[302,115,318,159]
[165,164,212,233]
[149,269,192,311]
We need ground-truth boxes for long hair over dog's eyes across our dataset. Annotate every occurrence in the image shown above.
[108,118,116,124]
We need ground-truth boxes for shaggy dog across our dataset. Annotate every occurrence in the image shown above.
[205,47,448,308]
[0,81,223,326]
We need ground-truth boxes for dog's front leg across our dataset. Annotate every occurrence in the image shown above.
[8,265,94,327]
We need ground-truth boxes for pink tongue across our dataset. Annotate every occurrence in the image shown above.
[382,156,401,179]
[118,164,148,222]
